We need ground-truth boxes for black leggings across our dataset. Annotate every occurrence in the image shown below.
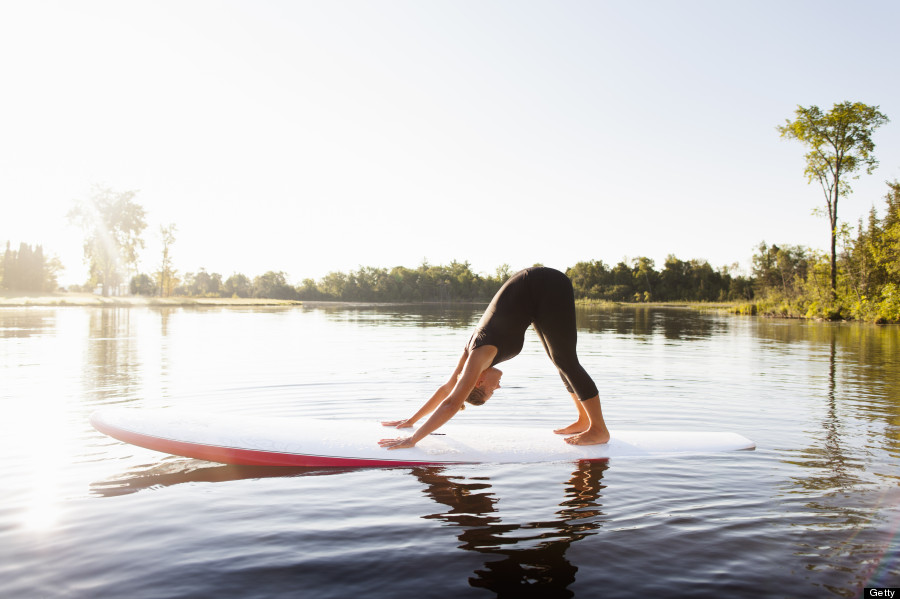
[529,269,599,401]
[469,267,599,400]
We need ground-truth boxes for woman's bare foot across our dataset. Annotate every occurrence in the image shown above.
[553,421,589,435]
[563,426,610,445]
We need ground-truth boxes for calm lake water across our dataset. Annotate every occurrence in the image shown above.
[1,304,898,598]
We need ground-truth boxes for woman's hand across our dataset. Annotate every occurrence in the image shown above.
[381,419,414,428]
[378,436,418,450]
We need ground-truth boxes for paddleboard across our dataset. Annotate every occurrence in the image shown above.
[91,408,755,468]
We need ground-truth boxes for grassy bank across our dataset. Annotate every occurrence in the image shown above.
[576,299,742,311]
[725,289,900,323]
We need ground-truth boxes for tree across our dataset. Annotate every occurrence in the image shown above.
[68,186,148,296]
[778,102,889,297]
[0,242,62,292]
[129,273,157,296]
[180,268,222,297]
[253,271,299,300]
[224,273,252,298]
[878,181,900,281]
[632,256,656,300]
[752,242,811,299]
[158,223,177,297]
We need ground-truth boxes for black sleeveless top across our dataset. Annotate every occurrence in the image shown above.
[466,267,566,366]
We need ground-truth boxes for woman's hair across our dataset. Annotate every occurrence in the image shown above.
[465,386,488,406]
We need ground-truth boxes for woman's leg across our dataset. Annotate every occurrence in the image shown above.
[531,271,607,443]
[554,392,591,434]
[564,396,610,445]
[531,271,599,401]
[534,328,589,434]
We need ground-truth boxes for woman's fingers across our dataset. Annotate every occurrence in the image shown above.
[378,437,415,449]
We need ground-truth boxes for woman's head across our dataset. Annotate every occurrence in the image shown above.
[465,367,502,406]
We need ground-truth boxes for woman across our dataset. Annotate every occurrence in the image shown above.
[379,267,610,449]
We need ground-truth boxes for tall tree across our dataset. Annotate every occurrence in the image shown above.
[158,223,177,297]
[778,102,889,297]
[632,256,656,300]
[68,186,148,296]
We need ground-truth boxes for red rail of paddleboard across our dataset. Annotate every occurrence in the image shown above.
[91,416,454,468]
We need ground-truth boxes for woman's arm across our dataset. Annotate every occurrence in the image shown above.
[379,345,497,449]
[381,350,469,428]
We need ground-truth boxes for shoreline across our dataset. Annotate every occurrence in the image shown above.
[0,293,741,311]
[1,293,892,323]
[0,292,303,307]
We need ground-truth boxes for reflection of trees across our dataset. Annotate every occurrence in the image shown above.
[0,309,55,339]
[575,305,724,340]
[155,307,175,393]
[410,461,609,597]
[90,461,345,497]
[757,320,900,460]
[783,335,866,494]
[310,304,482,330]
[156,306,175,337]
[778,332,888,574]
[314,303,732,340]
[84,308,141,404]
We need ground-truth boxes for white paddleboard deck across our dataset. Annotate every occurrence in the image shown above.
[91,408,755,468]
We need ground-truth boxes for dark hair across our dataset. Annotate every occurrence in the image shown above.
[465,386,488,406]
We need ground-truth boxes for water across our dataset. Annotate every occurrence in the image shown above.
[1,304,898,598]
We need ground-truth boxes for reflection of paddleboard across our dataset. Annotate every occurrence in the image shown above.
[91,408,756,468]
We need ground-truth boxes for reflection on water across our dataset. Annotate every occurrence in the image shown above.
[0,309,57,339]
[91,454,608,598]
[413,461,608,598]
[756,320,900,455]
[576,305,729,340]
[307,302,483,329]
[90,460,354,497]
[85,308,142,404]
[2,304,900,597]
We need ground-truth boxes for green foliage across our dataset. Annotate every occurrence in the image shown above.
[67,185,147,296]
[129,273,157,296]
[566,256,750,303]
[876,283,900,322]
[748,180,900,322]
[223,273,252,298]
[297,261,507,302]
[178,269,223,297]
[158,224,177,297]
[778,102,889,294]
[751,242,818,299]
[1,242,62,292]
[253,271,299,300]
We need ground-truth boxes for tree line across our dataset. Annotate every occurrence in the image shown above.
[5,101,896,321]
[747,180,900,322]
[566,256,752,303]
[128,269,301,301]
[0,242,63,292]
[125,262,512,302]
[120,258,753,304]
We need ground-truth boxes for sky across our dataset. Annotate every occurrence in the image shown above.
[2,0,899,286]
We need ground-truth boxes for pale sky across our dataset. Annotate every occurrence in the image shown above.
[2,0,899,286]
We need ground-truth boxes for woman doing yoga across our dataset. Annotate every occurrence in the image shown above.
[379,267,610,449]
